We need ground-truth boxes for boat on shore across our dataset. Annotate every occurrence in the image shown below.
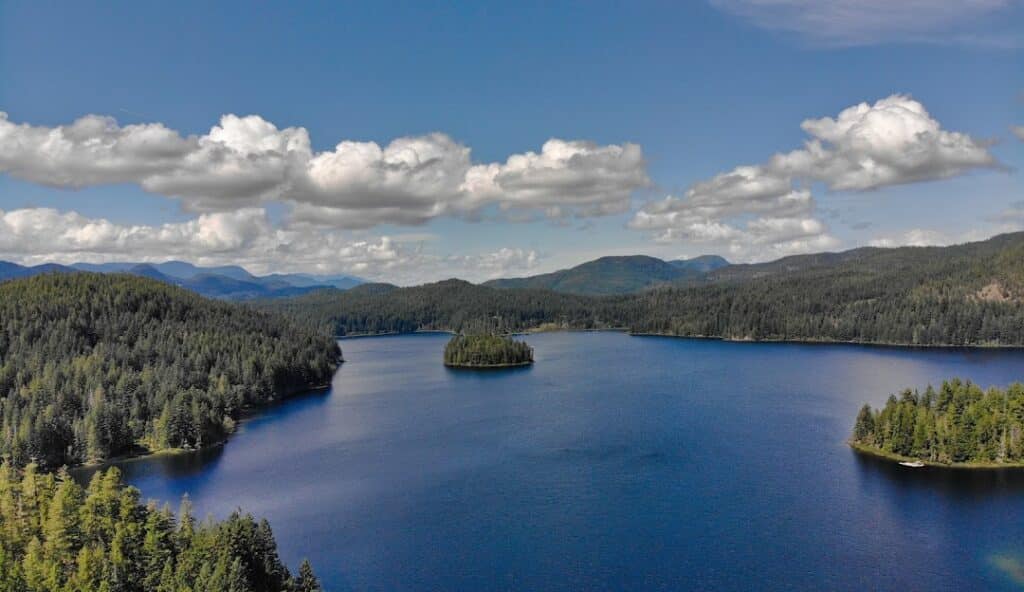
[899,461,925,468]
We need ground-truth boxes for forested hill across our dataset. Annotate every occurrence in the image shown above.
[0,273,341,468]
[483,254,728,295]
[261,232,1024,347]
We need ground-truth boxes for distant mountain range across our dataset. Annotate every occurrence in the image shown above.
[483,254,729,295]
[0,260,363,300]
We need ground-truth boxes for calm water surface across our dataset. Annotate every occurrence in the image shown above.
[81,332,1024,591]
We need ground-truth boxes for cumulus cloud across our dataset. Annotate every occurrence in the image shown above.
[0,112,648,227]
[0,207,548,284]
[710,0,1018,47]
[630,94,998,259]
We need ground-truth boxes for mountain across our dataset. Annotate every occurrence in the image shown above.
[669,254,730,274]
[0,260,368,300]
[483,254,729,295]
[0,261,77,281]
[264,232,1024,347]
[262,272,364,290]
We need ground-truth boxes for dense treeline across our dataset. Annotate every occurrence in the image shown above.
[0,273,341,468]
[443,334,533,367]
[851,379,1024,465]
[259,232,1024,347]
[259,280,627,336]
[0,463,322,591]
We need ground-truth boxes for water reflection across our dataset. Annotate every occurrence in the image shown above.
[853,449,1024,498]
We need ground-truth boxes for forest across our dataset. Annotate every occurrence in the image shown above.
[443,334,534,367]
[0,273,342,468]
[0,463,322,592]
[851,379,1024,465]
[260,232,1024,347]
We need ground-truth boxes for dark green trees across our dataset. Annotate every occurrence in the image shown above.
[851,380,1024,465]
[0,463,319,591]
[261,231,1024,347]
[443,334,534,367]
[0,273,342,468]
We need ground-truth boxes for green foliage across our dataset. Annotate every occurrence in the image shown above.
[0,463,319,591]
[482,255,721,295]
[261,232,1024,347]
[0,273,342,468]
[443,334,533,367]
[851,380,1024,465]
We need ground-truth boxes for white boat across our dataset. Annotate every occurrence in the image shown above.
[899,461,925,468]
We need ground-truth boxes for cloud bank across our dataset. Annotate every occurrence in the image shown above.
[0,112,649,228]
[0,207,542,284]
[630,94,999,259]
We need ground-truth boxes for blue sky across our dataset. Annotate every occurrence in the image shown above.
[1,0,1022,283]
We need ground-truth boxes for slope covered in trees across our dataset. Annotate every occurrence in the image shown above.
[851,379,1024,466]
[261,232,1024,347]
[483,255,726,295]
[443,334,534,367]
[0,463,322,591]
[0,273,341,468]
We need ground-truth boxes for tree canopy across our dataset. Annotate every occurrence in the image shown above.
[443,334,533,367]
[851,379,1024,465]
[0,463,322,592]
[0,273,341,468]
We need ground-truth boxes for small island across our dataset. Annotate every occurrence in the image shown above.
[850,379,1024,468]
[443,333,534,368]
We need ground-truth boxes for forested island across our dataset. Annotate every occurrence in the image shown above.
[259,231,1024,348]
[0,273,342,468]
[851,379,1024,466]
[0,463,322,591]
[443,334,534,368]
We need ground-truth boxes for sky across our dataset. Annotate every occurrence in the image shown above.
[1,0,1022,284]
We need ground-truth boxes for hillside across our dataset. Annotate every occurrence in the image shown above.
[0,273,341,467]
[263,232,1024,347]
[483,254,728,295]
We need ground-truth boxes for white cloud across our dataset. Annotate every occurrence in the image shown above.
[0,207,549,284]
[1013,125,1024,141]
[445,248,541,280]
[776,95,998,190]
[463,139,648,218]
[0,112,648,227]
[868,228,949,248]
[630,94,998,259]
[710,0,1018,47]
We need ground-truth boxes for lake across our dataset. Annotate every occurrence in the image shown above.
[81,332,1024,591]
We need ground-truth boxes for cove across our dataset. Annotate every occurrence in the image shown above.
[76,332,1024,591]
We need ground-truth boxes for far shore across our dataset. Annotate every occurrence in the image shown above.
[336,326,1024,350]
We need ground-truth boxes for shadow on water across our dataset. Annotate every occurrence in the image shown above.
[852,449,1024,497]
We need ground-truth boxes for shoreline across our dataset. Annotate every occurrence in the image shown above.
[627,332,1024,350]
[335,327,1024,350]
[443,360,534,369]
[71,379,337,473]
[849,441,1024,470]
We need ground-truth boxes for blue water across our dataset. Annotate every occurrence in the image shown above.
[81,332,1024,591]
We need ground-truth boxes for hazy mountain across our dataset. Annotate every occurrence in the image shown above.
[483,254,729,295]
[1,260,364,300]
[669,255,730,274]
